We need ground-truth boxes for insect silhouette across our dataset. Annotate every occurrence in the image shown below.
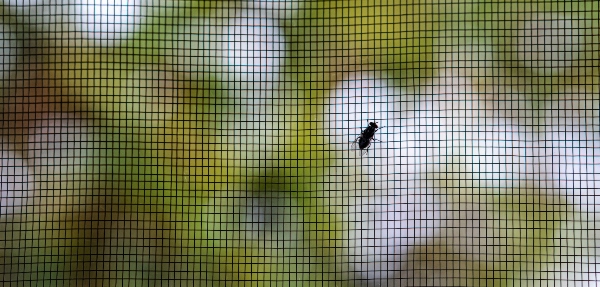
[351,122,382,156]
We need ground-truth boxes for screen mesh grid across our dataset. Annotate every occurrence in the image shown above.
[1,1,599,286]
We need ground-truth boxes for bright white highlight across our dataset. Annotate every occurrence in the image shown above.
[173,11,284,90]
[545,97,600,214]
[514,13,588,75]
[77,0,146,44]
[2,0,149,46]
[327,73,442,280]
[246,0,301,19]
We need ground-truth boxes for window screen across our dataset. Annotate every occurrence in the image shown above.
[1,1,599,286]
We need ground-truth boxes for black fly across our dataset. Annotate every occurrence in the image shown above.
[351,122,382,156]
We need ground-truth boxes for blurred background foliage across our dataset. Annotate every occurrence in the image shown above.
[1,0,599,286]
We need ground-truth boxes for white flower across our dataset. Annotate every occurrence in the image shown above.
[3,0,150,46]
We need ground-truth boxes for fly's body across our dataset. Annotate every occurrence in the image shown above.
[351,122,381,156]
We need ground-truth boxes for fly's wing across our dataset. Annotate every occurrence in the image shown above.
[349,137,371,157]
[350,136,361,149]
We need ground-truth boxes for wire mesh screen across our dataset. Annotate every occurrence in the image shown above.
[1,1,599,286]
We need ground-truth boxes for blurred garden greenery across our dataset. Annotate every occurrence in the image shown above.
[1,0,599,286]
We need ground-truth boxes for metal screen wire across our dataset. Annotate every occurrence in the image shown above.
[1,1,599,286]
